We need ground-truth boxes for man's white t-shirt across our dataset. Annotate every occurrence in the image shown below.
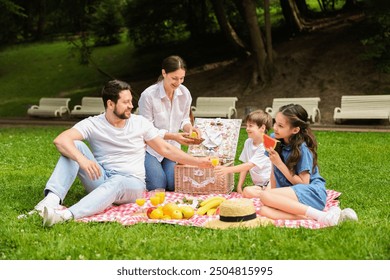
[239,138,271,186]
[74,114,159,181]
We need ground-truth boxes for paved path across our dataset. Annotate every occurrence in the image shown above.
[1,118,389,132]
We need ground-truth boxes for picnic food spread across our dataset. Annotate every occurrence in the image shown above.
[144,195,230,220]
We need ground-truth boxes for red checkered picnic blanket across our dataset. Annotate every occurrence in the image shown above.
[77,189,341,229]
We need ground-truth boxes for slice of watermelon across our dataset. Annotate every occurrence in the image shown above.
[263,134,280,150]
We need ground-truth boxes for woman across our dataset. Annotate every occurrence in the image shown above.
[138,55,201,191]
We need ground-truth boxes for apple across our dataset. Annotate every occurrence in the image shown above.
[146,207,156,218]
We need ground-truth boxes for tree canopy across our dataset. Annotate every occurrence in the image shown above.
[0,0,389,78]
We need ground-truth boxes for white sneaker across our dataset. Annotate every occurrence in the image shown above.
[339,208,358,223]
[319,206,342,226]
[43,207,71,227]
[34,196,60,215]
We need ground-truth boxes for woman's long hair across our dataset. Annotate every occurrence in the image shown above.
[157,55,187,82]
[278,104,318,173]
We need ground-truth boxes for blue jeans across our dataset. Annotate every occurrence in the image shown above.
[144,152,176,191]
[44,141,145,219]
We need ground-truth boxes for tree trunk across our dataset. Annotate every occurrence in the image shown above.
[36,0,46,40]
[242,0,267,85]
[287,0,307,31]
[187,0,208,39]
[210,0,249,56]
[296,0,309,16]
[264,0,274,77]
[343,0,358,10]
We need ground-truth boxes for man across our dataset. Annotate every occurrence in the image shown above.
[35,80,211,226]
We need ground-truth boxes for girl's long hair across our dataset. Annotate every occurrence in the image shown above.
[278,104,318,173]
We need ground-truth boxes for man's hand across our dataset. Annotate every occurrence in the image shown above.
[78,157,102,180]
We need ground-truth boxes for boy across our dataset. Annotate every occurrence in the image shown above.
[214,110,272,197]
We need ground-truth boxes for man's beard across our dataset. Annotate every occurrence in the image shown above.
[113,107,130,119]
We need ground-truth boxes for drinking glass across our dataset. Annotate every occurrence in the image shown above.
[154,188,166,204]
[209,150,220,167]
[135,192,147,213]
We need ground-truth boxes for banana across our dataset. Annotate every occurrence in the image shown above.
[200,196,226,207]
[197,199,224,215]
[206,208,217,216]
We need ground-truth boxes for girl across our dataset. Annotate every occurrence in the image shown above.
[214,110,272,195]
[257,104,357,226]
[138,55,201,191]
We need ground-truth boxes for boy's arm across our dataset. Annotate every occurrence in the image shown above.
[236,170,248,194]
[214,162,254,177]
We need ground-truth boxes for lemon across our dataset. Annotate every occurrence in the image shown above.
[190,131,198,138]
[180,206,195,219]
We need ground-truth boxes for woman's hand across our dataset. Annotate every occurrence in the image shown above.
[174,132,195,145]
[190,127,202,139]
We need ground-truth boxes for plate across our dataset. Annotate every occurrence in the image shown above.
[184,136,205,145]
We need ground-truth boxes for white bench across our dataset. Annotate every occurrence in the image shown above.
[191,97,238,119]
[333,95,390,123]
[265,97,321,123]
[71,97,105,118]
[27,98,71,118]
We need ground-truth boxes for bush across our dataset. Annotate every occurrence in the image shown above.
[360,0,390,73]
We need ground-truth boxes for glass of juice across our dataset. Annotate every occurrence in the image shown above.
[154,188,166,204]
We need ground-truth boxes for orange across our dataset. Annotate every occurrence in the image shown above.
[180,206,195,219]
[171,209,183,219]
[149,208,163,219]
[162,202,180,216]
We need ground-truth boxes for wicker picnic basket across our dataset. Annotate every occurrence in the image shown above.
[175,118,242,195]
[175,161,234,195]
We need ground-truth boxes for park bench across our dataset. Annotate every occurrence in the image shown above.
[71,97,105,118]
[191,97,238,119]
[333,95,390,123]
[27,97,71,118]
[265,97,321,123]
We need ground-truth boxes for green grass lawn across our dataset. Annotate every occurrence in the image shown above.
[0,127,389,260]
[0,39,150,118]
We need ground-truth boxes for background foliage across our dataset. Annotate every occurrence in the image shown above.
[0,0,389,72]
